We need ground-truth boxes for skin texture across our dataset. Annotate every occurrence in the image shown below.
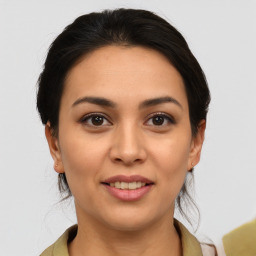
[45,46,205,256]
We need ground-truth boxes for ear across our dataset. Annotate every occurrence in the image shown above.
[45,122,64,173]
[187,120,206,170]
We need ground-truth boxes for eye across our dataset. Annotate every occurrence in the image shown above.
[146,113,175,126]
[80,113,111,127]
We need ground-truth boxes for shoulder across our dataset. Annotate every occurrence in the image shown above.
[40,225,78,256]
[222,219,256,256]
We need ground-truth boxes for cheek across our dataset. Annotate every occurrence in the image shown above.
[59,121,107,167]
[149,131,191,192]
[58,132,108,192]
[152,132,191,167]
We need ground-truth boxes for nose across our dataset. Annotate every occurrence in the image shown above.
[109,123,147,166]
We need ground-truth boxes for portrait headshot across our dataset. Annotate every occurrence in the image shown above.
[0,1,255,255]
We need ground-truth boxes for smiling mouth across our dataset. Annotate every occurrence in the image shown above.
[102,175,154,190]
[101,175,154,201]
[102,181,152,190]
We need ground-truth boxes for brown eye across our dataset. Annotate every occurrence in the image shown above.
[152,116,165,125]
[81,114,111,127]
[145,113,175,127]
[91,116,104,126]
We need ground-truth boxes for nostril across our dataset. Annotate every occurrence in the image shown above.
[114,157,142,165]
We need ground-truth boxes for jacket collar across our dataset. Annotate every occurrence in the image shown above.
[174,219,203,256]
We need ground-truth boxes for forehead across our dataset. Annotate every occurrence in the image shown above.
[63,45,188,109]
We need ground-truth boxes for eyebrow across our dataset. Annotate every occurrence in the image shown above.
[72,96,182,109]
[139,96,182,109]
[72,97,116,108]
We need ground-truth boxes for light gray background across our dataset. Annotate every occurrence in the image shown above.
[0,0,255,255]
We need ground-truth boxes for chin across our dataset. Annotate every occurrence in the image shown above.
[100,208,160,232]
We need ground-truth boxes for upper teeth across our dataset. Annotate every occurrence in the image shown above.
[110,181,146,190]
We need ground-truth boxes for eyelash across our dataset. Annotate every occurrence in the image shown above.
[80,112,175,127]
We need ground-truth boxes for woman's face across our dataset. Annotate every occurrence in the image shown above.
[46,46,205,231]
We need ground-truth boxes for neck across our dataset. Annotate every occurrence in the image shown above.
[69,209,182,256]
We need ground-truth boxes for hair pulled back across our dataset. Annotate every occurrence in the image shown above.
[37,8,210,224]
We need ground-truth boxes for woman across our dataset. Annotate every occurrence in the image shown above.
[37,8,213,256]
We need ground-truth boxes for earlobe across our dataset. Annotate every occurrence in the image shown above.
[187,120,206,170]
[45,122,64,173]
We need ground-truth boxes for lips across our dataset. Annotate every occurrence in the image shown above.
[101,175,154,201]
